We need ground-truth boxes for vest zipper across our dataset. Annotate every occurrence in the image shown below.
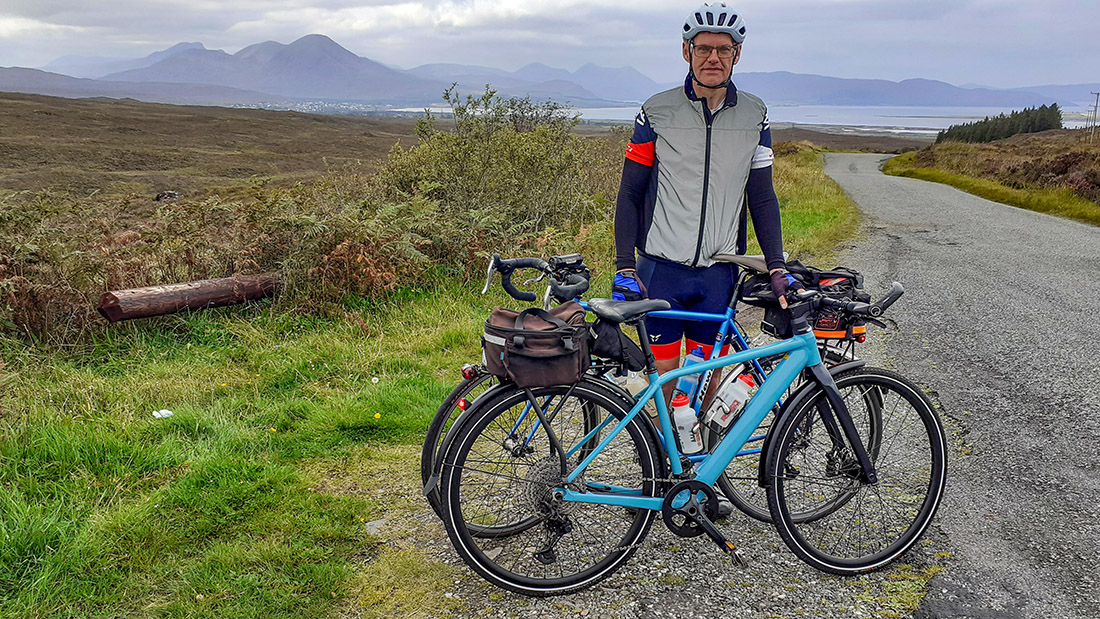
[691,105,720,267]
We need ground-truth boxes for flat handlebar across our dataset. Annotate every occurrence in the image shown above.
[795,281,904,317]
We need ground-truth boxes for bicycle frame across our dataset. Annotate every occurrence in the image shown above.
[559,331,822,511]
[577,301,772,463]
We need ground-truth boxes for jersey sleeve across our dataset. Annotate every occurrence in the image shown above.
[624,107,657,167]
[751,109,774,170]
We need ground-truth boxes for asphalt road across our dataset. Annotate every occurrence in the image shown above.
[823,154,1100,619]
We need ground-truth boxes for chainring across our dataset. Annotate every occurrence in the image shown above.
[661,480,720,538]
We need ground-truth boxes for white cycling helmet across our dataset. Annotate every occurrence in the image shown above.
[682,2,746,43]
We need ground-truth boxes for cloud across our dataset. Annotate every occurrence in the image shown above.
[2,0,1099,90]
[0,15,84,38]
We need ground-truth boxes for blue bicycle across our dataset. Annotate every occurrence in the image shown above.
[421,253,870,523]
[437,286,947,596]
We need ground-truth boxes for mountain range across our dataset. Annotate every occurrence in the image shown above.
[2,34,1093,112]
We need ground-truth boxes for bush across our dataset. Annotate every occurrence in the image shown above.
[0,87,626,342]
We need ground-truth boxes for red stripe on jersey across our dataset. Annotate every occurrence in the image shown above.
[625,141,655,167]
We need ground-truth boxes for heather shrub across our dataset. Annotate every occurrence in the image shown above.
[0,88,626,342]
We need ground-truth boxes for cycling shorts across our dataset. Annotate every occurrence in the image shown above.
[635,254,737,361]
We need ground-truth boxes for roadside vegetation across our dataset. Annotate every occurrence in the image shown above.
[885,129,1100,227]
[935,103,1062,144]
[1,90,860,617]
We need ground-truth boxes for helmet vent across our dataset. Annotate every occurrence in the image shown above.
[706,12,714,26]
[739,26,746,35]
[695,12,703,25]
[717,14,727,26]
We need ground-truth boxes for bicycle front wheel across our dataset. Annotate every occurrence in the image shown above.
[440,380,662,596]
[766,367,947,575]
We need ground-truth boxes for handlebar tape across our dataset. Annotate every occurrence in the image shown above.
[494,256,550,303]
[549,273,590,302]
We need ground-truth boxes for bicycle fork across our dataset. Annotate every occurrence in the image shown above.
[807,364,878,485]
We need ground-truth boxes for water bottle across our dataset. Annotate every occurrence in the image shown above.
[671,394,704,454]
[622,372,659,418]
[704,372,757,431]
[672,346,706,403]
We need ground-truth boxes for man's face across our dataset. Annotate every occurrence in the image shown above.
[682,31,740,86]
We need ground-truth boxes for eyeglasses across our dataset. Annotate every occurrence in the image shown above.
[691,43,738,59]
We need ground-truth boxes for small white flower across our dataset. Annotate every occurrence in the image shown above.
[371,377,379,384]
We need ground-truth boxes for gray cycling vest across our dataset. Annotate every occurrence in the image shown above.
[642,87,768,268]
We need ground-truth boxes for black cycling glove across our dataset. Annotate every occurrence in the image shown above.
[770,270,797,300]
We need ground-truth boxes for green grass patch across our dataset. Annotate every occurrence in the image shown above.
[854,564,946,618]
[755,144,861,264]
[885,151,1100,227]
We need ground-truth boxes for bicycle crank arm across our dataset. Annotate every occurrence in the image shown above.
[694,516,749,568]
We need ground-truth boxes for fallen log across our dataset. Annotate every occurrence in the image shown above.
[98,273,280,323]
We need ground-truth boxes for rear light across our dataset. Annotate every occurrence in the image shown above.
[857,335,866,343]
[458,398,468,410]
[461,364,478,380]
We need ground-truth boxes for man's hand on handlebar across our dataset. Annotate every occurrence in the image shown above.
[770,268,802,309]
[613,269,646,302]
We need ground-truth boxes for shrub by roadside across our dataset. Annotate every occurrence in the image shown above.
[0,88,624,343]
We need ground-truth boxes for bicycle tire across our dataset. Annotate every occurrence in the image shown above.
[765,367,947,574]
[424,366,631,520]
[421,371,499,517]
[440,379,662,596]
[710,348,859,523]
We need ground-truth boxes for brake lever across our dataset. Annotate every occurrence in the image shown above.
[481,255,497,295]
[522,272,547,287]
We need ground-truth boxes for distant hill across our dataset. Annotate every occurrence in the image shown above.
[408,62,662,103]
[102,34,446,104]
[18,34,1092,112]
[41,43,208,79]
[733,72,1058,108]
[1010,83,1100,107]
[0,67,288,106]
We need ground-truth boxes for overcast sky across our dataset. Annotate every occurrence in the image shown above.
[1,0,1097,89]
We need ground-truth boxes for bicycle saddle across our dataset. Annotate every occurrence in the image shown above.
[712,252,789,273]
[587,298,671,323]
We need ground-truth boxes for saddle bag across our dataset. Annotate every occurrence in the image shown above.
[588,318,646,372]
[482,301,589,387]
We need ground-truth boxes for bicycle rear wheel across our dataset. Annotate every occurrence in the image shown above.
[766,367,947,574]
[712,351,862,523]
[421,370,498,518]
[440,380,662,596]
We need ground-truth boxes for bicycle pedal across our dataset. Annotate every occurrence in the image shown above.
[722,542,749,568]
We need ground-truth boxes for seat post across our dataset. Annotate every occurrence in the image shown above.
[631,319,659,375]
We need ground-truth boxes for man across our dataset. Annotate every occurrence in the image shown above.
[613,2,793,402]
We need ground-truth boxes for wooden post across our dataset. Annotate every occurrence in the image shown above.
[97,273,280,323]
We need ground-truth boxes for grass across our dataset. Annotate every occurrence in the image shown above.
[766,144,861,263]
[0,286,492,617]
[883,130,1100,228]
[854,564,946,618]
[0,139,860,616]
